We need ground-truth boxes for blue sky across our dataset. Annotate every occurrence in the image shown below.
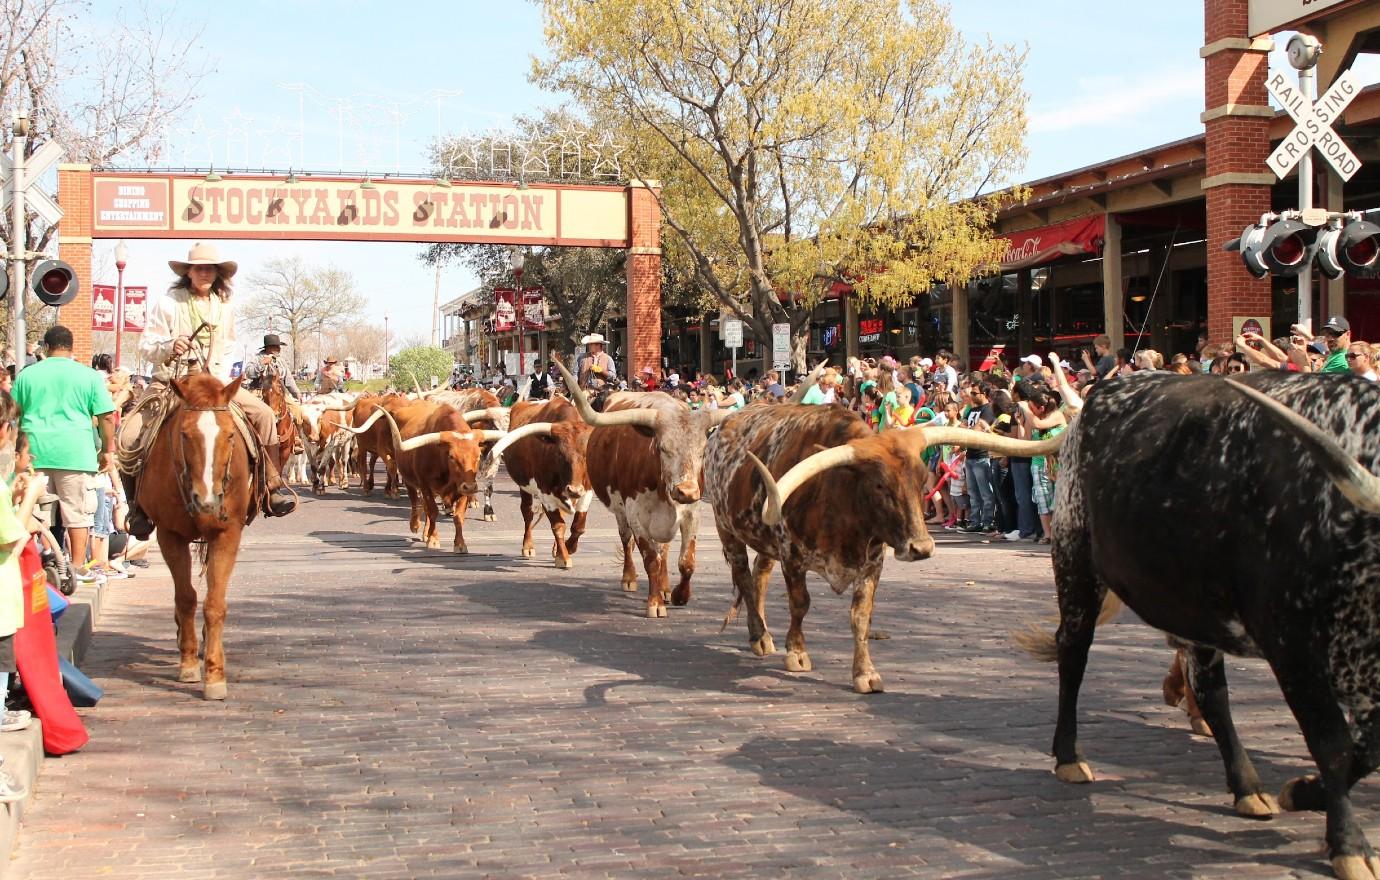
[85,1,1377,352]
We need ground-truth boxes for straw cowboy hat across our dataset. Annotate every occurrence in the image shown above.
[580,333,607,347]
[169,242,238,279]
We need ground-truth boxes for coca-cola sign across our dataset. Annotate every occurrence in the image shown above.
[999,215,1106,271]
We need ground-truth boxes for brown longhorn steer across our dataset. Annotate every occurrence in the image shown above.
[345,403,549,551]
[430,388,509,521]
[484,397,593,569]
[555,363,731,618]
[350,393,410,497]
[707,406,1058,693]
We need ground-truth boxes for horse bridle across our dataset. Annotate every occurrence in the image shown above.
[173,403,238,521]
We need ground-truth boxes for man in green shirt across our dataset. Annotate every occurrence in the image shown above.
[1318,316,1353,374]
[12,326,116,584]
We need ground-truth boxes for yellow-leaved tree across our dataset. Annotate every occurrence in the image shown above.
[535,0,1028,368]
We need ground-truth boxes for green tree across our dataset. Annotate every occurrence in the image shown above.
[388,345,454,392]
[536,0,1028,366]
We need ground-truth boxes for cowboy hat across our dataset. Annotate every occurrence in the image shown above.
[259,333,284,353]
[580,333,607,346]
[169,242,238,278]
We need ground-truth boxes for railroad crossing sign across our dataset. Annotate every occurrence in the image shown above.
[0,141,65,225]
[1266,68,1362,182]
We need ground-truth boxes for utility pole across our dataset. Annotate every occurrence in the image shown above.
[9,114,28,374]
[431,262,441,348]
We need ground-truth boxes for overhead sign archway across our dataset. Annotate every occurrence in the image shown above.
[56,167,663,371]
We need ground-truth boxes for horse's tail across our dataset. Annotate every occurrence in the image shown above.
[1010,591,1123,663]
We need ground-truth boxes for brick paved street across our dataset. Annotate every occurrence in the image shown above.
[7,477,1351,878]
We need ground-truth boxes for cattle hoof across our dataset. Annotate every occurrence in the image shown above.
[453,544,468,555]
[203,681,227,701]
[1279,775,1325,812]
[622,580,638,592]
[1055,762,1095,784]
[425,537,441,550]
[670,586,691,606]
[785,651,812,672]
[852,672,884,694]
[555,558,573,570]
[751,634,776,656]
[178,665,202,683]
[1190,716,1213,737]
[1332,854,1380,880]
[484,513,497,523]
[1233,792,1280,818]
[647,604,667,619]
[521,546,536,558]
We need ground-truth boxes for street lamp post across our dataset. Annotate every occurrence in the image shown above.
[509,247,526,376]
[114,240,129,369]
[384,311,391,379]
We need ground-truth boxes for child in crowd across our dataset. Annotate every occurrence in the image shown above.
[946,447,968,529]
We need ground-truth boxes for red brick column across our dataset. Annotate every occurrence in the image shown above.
[625,180,662,378]
[1202,0,1275,342]
[57,164,94,361]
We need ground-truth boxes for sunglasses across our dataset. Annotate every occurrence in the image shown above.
[1345,353,1367,360]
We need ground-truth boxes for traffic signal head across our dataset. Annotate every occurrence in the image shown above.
[1225,219,1318,278]
[0,269,7,301]
[29,260,78,307]
[1315,219,1380,279]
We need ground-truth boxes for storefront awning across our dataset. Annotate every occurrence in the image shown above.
[999,215,1105,271]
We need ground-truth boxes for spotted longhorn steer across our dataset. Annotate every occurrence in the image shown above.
[1014,371,1380,880]
[344,403,549,551]
[710,405,1053,693]
[555,362,727,618]
[483,397,594,569]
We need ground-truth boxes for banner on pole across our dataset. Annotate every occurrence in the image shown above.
[122,287,147,332]
[521,288,545,331]
[92,285,116,331]
[494,288,517,333]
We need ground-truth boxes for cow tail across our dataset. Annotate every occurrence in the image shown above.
[1011,590,1123,663]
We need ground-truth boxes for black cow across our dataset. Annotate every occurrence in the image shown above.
[1016,371,1380,880]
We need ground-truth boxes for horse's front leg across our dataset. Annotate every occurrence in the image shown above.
[158,533,200,683]
[201,530,244,701]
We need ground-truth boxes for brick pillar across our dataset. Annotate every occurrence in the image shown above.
[625,180,662,378]
[1201,0,1275,342]
[56,164,94,361]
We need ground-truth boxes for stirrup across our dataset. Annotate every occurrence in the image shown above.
[265,488,296,517]
[128,508,155,540]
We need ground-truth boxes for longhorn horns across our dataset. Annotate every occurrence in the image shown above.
[751,427,1068,526]
[1225,377,1380,514]
[552,361,659,429]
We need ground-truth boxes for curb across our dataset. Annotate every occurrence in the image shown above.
[0,575,109,873]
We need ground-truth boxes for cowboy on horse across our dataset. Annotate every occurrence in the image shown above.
[117,243,298,538]
[242,334,303,403]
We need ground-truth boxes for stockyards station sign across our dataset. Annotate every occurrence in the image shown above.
[88,174,631,247]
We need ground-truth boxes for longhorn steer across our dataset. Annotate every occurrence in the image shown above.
[556,362,727,618]
[710,405,1055,693]
[350,394,408,497]
[1015,372,1380,880]
[485,398,594,569]
[430,388,509,521]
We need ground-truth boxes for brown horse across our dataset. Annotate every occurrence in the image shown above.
[260,374,295,477]
[138,373,252,700]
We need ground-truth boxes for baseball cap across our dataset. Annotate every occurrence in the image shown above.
[919,358,933,367]
[1308,340,1328,355]
[1020,354,1043,367]
[1322,315,1351,335]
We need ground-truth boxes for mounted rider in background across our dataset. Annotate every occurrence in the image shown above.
[242,334,303,404]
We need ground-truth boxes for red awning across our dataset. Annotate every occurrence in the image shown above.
[999,215,1105,271]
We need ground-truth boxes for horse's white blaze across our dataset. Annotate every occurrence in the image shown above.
[196,411,220,500]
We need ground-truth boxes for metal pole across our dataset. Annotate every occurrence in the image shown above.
[1298,64,1316,331]
[9,115,27,376]
[114,261,126,368]
[431,262,441,348]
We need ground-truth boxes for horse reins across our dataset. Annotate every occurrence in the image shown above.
[171,402,240,522]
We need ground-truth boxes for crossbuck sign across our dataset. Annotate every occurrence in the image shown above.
[1266,68,1362,182]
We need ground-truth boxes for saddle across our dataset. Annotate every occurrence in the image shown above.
[117,383,271,526]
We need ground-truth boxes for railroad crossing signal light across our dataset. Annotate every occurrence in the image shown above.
[0,269,7,301]
[29,260,78,307]
[1315,218,1380,279]
[1225,219,1318,278]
